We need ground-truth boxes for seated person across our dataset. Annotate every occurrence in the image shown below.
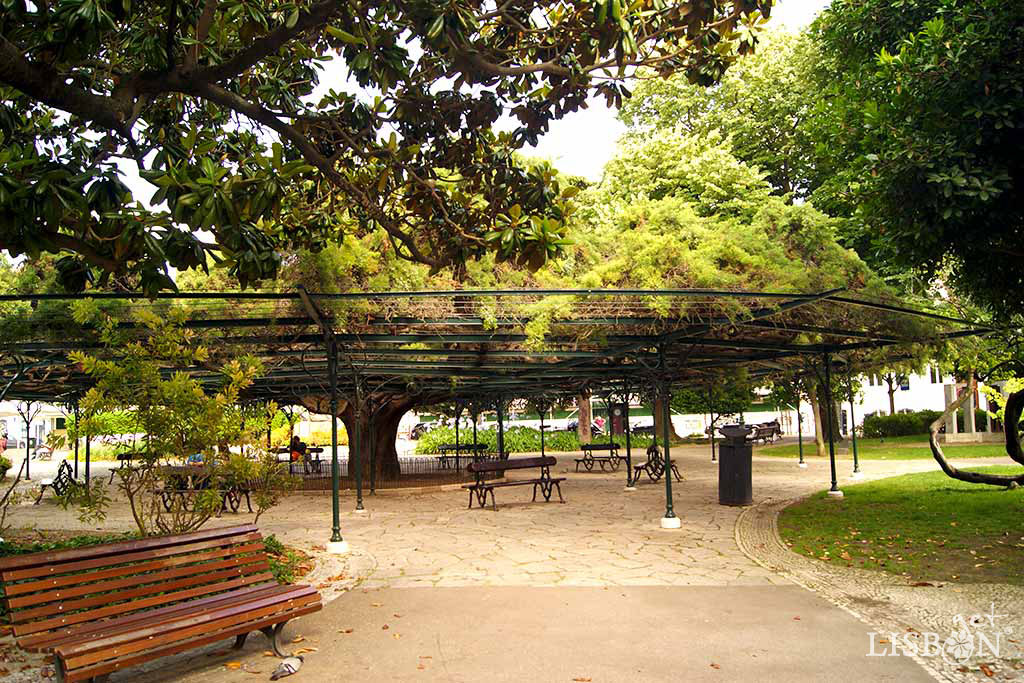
[186,452,205,466]
[289,435,307,462]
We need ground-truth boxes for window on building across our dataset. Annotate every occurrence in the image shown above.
[55,417,67,430]
[929,366,943,384]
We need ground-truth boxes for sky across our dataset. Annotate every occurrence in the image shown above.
[523,0,831,180]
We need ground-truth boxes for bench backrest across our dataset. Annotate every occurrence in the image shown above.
[467,456,556,474]
[583,443,620,451]
[0,524,272,650]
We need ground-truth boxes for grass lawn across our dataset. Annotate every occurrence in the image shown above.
[779,466,1024,585]
[757,434,1007,460]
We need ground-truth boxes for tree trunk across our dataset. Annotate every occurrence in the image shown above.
[299,394,418,482]
[577,391,592,444]
[653,397,681,442]
[885,375,896,415]
[816,381,841,443]
[929,379,1024,486]
[339,396,419,481]
[808,390,826,457]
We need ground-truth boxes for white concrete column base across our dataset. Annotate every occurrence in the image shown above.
[660,516,682,529]
[798,462,808,468]
[624,486,637,492]
[354,508,368,514]
[850,471,864,480]
[826,489,845,499]
[326,540,350,555]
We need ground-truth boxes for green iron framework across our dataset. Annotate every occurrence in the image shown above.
[0,287,990,537]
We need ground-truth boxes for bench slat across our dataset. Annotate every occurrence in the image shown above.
[1,531,262,583]
[0,524,257,572]
[10,557,270,622]
[467,456,555,473]
[60,585,320,664]
[13,571,274,638]
[18,583,283,652]
[4,540,266,598]
[62,601,322,682]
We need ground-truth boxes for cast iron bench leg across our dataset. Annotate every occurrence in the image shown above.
[261,622,290,657]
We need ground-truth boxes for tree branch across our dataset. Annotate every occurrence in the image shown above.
[188,0,342,83]
[0,36,129,134]
[928,377,1024,486]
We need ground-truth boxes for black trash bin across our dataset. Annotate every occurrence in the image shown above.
[718,425,753,506]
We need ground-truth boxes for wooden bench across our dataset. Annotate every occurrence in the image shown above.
[0,524,322,683]
[574,442,622,472]
[35,460,80,504]
[462,456,565,510]
[633,445,683,484]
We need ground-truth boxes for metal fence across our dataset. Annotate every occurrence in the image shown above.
[285,454,499,492]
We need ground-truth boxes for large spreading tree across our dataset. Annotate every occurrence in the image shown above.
[1,0,771,293]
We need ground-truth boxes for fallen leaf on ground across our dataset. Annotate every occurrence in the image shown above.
[393,613,402,618]
[980,664,995,677]
[910,582,934,587]
[793,616,801,621]
[710,663,721,669]
[291,635,305,643]
[371,602,383,607]
[225,662,242,670]
[572,678,592,682]
[393,633,402,639]
[295,647,319,655]
[382,624,389,630]
[338,629,354,634]
[263,651,276,657]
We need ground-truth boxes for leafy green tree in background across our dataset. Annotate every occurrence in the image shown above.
[620,29,818,199]
[808,0,1024,319]
[0,0,771,293]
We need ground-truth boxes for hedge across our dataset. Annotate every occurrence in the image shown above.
[415,425,653,455]
[861,409,990,438]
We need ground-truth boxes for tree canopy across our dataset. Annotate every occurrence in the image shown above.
[620,29,818,198]
[807,0,1024,319]
[0,0,771,293]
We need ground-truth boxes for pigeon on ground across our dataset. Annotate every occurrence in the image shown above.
[270,655,304,680]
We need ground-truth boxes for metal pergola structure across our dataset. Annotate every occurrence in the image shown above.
[0,287,989,542]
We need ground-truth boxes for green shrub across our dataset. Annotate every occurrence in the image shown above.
[862,410,943,437]
[415,425,652,454]
[263,534,304,584]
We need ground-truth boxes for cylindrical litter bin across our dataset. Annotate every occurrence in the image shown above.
[718,425,753,506]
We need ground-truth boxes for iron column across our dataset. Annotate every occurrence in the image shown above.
[823,353,842,497]
[73,402,80,479]
[353,400,364,511]
[661,382,679,526]
[796,395,806,467]
[328,336,344,544]
[847,367,861,477]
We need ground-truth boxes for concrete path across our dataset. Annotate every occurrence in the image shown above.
[1,447,1016,682]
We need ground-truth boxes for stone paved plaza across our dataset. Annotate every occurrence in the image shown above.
[2,446,1021,682]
